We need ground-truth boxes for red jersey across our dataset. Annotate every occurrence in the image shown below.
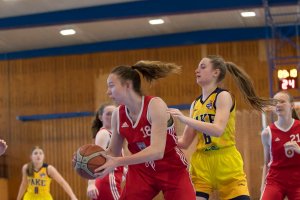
[117,96,195,200]
[268,119,300,169]
[261,120,300,199]
[118,96,188,171]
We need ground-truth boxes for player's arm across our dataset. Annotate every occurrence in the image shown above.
[95,98,168,176]
[48,165,78,200]
[87,130,110,199]
[95,129,111,150]
[0,139,7,156]
[177,101,197,149]
[17,164,29,200]
[87,179,98,199]
[260,128,271,194]
[106,108,125,157]
[119,97,168,163]
[168,91,232,137]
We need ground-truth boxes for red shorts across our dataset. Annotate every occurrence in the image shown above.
[94,167,124,200]
[120,164,195,200]
[261,168,300,200]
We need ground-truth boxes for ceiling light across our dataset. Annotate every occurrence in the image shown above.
[241,11,256,17]
[60,29,76,36]
[149,19,164,25]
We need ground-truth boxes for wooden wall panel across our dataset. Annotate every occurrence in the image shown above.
[0,39,298,200]
[40,117,92,200]
[0,61,9,160]
[235,110,263,199]
[0,54,99,199]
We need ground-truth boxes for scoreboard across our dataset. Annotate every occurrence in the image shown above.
[277,68,298,90]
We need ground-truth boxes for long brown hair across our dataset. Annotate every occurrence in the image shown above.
[111,60,181,96]
[207,55,274,111]
[91,103,115,139]
[26,146,43,177]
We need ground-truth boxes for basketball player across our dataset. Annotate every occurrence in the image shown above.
[0,139,7,156]
[95,61,196,200]
[17,146,78,200]
[260,91,300,200]
[167,55,273,200]
[87,103,124,200]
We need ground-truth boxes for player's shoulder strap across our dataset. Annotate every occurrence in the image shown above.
[193,95,202,109]
[193,87,222,108]
[213,88,235,112]
[42,163,48,168]
[42,163,52,178]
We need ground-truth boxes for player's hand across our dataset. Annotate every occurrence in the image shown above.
[284,141,300,154]
[0,139,7,156]
[167,108,186,122]
[87,184,99,199]
[94,153,117,178]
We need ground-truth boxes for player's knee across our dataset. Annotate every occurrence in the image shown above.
[230,195,250,200]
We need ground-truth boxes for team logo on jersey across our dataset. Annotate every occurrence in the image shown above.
[136,142,146,150]
[40,173,46,178]
[206,101,213,110]
[285,148,294,158]
[275,137,280,142]
[121,122,129,128]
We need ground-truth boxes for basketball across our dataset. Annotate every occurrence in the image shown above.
[72,144,106,179]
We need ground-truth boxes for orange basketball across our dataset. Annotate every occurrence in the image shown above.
[72,144,106,179]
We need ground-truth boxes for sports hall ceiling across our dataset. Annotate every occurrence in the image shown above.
[0,0,298,59]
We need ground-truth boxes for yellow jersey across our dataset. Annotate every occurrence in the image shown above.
[192,87,236,152]
[24,163,52,199]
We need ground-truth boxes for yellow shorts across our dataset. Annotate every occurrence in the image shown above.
[190,146,249,200]
[23,192,53,200]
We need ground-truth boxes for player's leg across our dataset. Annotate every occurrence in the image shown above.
[190,152,213,200]
[94,170,122,200]
[196,194,209,200]
[286,186,300,200]
[261,183,285,200]
[119,166,159,200]
[216,147,250,200]
[285,169,300,200]
[161,168,196,200]
[230,195,250,200]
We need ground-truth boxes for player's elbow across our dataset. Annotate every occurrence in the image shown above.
[177,141,189,149]
[154,151,164,160]
[213,131,223,137]
[155,153,164,160]
[212,126,225,137]
[151,148,164,160]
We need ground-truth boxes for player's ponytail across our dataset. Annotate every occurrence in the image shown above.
[292,109,299,120]
[131,60,181,83]
[26,162,34,177]
[225,62,274,111]
[206,55,274,111]
[111,61,181,96]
